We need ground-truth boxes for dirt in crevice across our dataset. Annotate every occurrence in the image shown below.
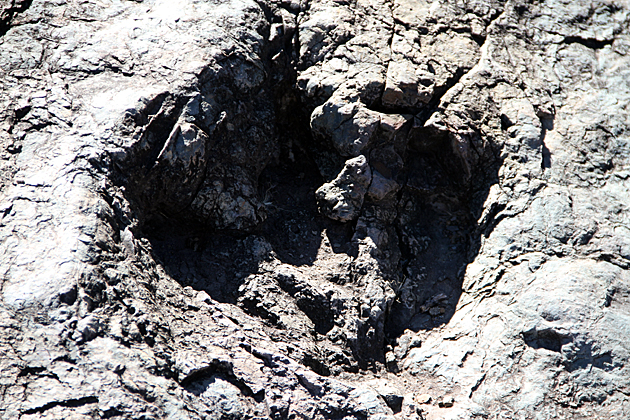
[133,87,502,378]
[385,123,487,339]
[141,119,350,305]
[117,18,503,376]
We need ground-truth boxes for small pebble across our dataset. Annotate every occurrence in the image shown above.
[416,394,432,404]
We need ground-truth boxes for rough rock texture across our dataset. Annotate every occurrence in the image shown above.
[316,155,372,222]
[1,0,629,419]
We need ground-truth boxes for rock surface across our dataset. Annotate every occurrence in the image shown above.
[1,0,629,419]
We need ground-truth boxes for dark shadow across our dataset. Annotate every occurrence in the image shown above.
[142,218,266,304]
[386,121,503,338]
[140,118,357,305]
[122,93,503,373]
[0,0,33,37]
[256,140,356,268]
[182,360,264,403]
[541,116,554,170]
[558,339,621,373]
[522,327,571,353]
[113,33,502,373]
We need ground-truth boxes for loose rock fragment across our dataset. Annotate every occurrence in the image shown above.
[368,380,404,413]
[315,155,372,222]
[416,394,432,404]
[401,393,424,419]
[438,396,454,408]
[394,330,422,359]
[385,350,398,372]
[367,170,399,201]
[420,293,448,313]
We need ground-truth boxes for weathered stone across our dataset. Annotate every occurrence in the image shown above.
[311,96,382,157]
[382,60,433,108]
[367,170,399,201]
[1,0,630,419]
[315,155,372,222]
[366,380,404,413]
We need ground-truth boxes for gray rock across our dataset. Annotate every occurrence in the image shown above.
[382,60,433,108]
[1,0,630,419]
[438,395,454,408]
[367,170,399,202]
[315,155,372,222]
[311,95,382,157]
[366,379,404,413]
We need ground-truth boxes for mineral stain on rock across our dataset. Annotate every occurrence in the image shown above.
[1,0,630,419]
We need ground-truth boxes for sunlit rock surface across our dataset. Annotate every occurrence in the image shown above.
[1,0,629,419]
